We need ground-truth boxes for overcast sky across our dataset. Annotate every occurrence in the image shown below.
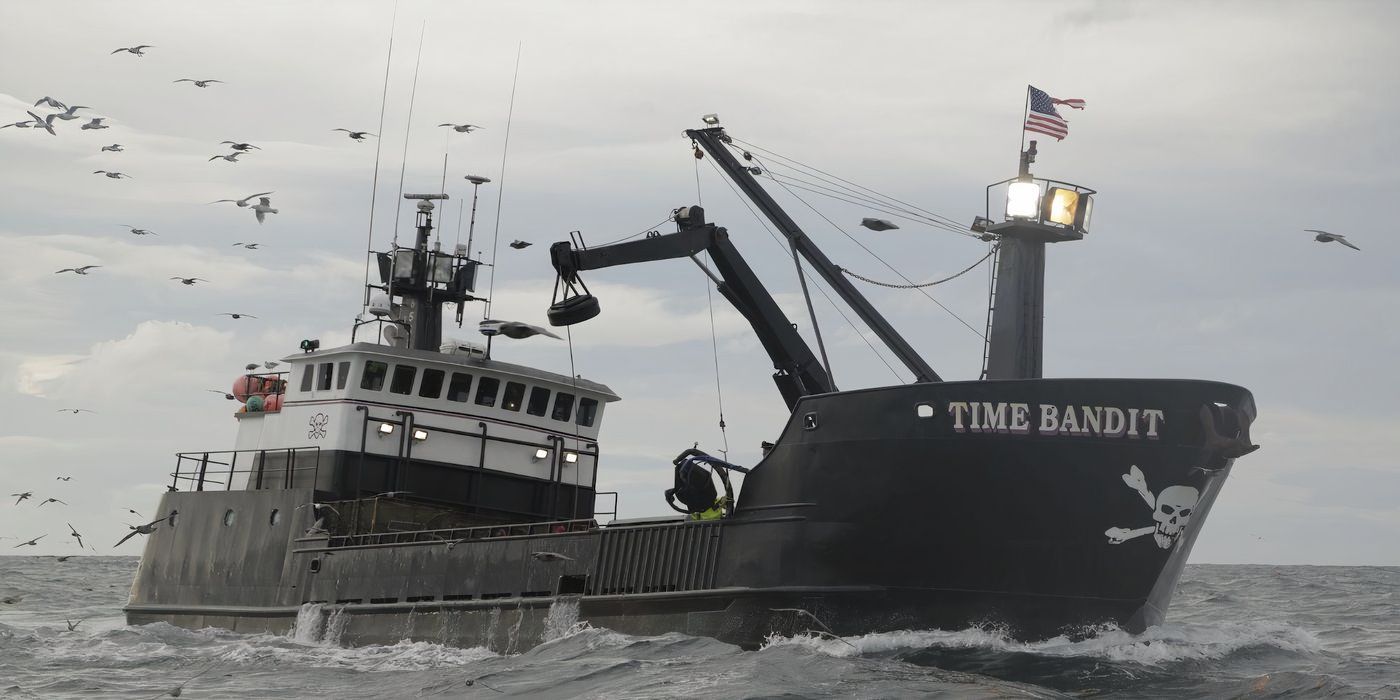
[1,1,1397,564]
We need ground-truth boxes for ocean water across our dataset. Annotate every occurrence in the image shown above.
[1,558,1396,698]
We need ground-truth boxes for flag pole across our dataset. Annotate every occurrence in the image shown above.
[1018,84,1031,156]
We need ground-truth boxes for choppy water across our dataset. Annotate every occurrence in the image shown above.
[1,558,1396,698]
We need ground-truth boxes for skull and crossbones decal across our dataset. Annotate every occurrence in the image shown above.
[1105,465,1200,550]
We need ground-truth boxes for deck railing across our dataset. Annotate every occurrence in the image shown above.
[170,446,322,492]
[323,516,599,548]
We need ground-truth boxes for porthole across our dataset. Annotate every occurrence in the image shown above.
[168,510,179,528]
[269,509,282,526]
[223,509,236,527]
[916,403,935,418]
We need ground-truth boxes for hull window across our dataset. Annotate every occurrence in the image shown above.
[336,361,350,389]
[577,398,599,427]
[389,365,417,395]
[526,387,551,416]
[475,377,500,407]
[502,382,526,412]
[361,361,388,391]
[419,369,445,399]
[552,393,575,422]
[447,372,473,402]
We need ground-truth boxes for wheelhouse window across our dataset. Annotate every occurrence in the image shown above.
[552,392,575,422]
[389,365,417,395]
[419,368,445,399]
[317,362,334,391]
[361,361,388,391]
[446,372,473,402]
[475,377,500,407]
[502,382,526,412]
[299,365,314,392]
[336,361,350,389]
[526,387,551,416]
[577,397,599,427]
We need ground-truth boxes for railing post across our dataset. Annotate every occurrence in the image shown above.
[255,450,266,489]
[196,453,210,492]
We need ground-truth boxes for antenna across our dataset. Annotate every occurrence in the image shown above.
[483,43,522,321]
[360,0,398,311]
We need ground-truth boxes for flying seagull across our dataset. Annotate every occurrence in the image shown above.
[111,45,154,56]
[371,491,412,499]
[121,225,157,236]
[174,78,223,88]
[38,498,68,507]
[68,523,84,548]
[55,265,101,275]
[170,277,209,286]
[155,661,218,699]
[12,492,33,505]
[860,218,899,232]
[56,555,75,562]
[1,119,36,129]
[232,242,261,249]
[1304,229,1360,251]
[56,476,73,481]
[208,152,247,163]
[52,104,90,121]
[217,313,257,319]
[530,551,575,562]
[93,170,129,178]
[251,197,278,223]
[25,111,57,135]
[332,128,375,141]
[56,408,96,414]
[100,144,125,152]
[205,389,236,400]
[263,361,279,370]
[479,319,561,340]
[80,117,109,130]
[66,619,83,631]
[210,191,273,208]
[114,514,173,547]
[439,123,484,133]
[1,593,26,604]
[126,508,144,518]
[220,141,260,151]
[509,240,532,249]
[13,535,45,548]
[34,96,68,110]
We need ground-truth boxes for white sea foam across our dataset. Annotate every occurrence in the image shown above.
[762,620,1322,665]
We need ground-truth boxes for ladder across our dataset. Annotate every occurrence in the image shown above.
[978,244,1001,379]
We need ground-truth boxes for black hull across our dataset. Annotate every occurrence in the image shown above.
[126,378,1255,648]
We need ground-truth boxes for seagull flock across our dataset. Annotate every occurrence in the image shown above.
[3,41,498,574]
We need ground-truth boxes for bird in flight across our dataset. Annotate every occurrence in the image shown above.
[332,128,375,141]
[174,78,223,88]
[206,389,236,400]
[232,242,261,249]
[13,535,46,548]
[55,265,101,275]
[126,508,144,518]
[114,514,173,547]
[439,123,484,133]
[509,240,532,249]
[100,144,125,152]
[68,523,84,548]
[220,141,260,151]
[252,197,278,224]
[34,96,68,110]
[93,170,129,178]
[80,117,109,130]
[372,491,412,499]
[25,111,58,136]
[530,551,575,562]
[66,619,83,631]
[217,313,257,319]
[56,476,73,481]
[1304,229,1360,251]
[210,191,273,208]
[208,152,247,163]
[12,492,34,505]
[170,277,209,286]
[479,319,561,340]
[56,408,96,414]
[38,498,68,507]
[1,119,36,129]
[111,45,154,56]
[120,225,157,236]
[51,104,90,121]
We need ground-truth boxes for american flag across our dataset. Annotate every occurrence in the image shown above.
[1024,86,1085,141]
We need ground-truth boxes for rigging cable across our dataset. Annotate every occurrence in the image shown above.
[695,156,730,460]
[483,42,522,320]
[838,243,998,289]
[360,0,398,311]
[386,21,427,306]
[703,156,906,383]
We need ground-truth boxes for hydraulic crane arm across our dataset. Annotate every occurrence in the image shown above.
[548,206,832,409]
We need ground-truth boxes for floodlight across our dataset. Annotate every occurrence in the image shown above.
[1043,187,1080,227]
[1006,180,1042,219]
[701,113,720,125]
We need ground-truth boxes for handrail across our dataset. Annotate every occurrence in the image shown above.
[325,516,600,548]
[170,446,322,492]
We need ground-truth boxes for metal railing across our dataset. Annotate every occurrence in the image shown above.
[170,446,322,492]
[324,517,599,548]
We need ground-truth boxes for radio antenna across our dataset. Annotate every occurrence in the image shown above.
[360,0,398,311]
[483,43,522,320]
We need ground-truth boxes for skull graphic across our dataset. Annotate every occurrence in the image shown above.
[1151,485,1200,549]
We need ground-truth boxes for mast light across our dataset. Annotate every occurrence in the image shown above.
[701,113,720,125]
[1006,180,1042,219]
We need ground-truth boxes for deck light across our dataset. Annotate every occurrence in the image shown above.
[378,422,394,435]
[533,448,549,462]
[1043,187,1081,228]
[412,429,428,441]
[701,113,720,125]
[563,451,579,464]
[1005,180,1042,219]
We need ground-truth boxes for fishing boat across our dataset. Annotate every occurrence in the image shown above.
[124,123,1257,650]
